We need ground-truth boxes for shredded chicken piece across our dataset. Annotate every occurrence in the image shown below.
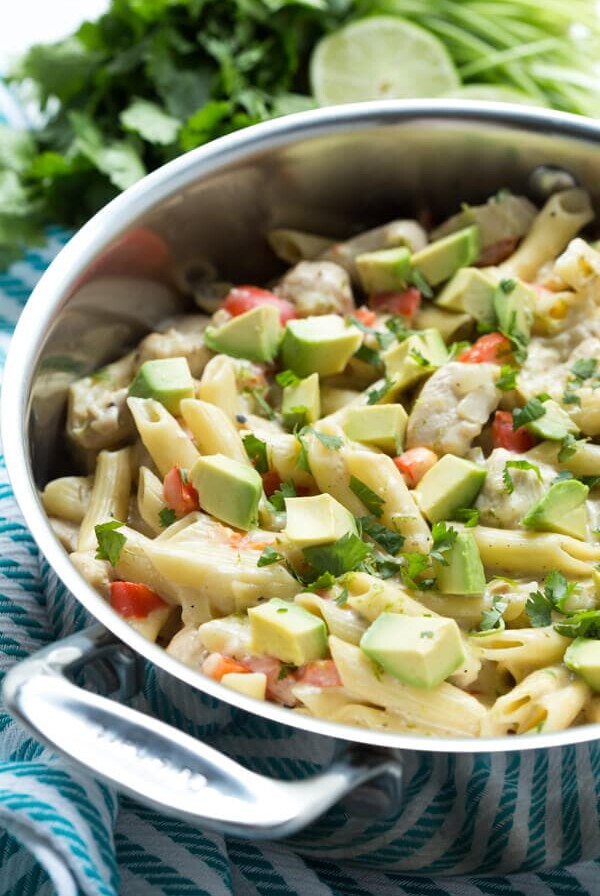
[476,448,556,530]
[275,261,354,316]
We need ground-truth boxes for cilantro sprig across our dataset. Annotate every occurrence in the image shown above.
[502,460,542,494]
[242,433,269,474]
[95,520,126,567]
[349,476,384,517]
[430,522,458,565]
[526,570,579,627]
[512,397,546,430]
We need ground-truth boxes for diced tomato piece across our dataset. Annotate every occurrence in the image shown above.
[491,410,535,453]
[369,287,421,319]
[393,447,439,488]
[163,465,200,517]
[353,306,377,327]
[110,582,168,618]
[261,470,281,497]
[223,286,297,325]
[202,653,250,682]
[244,655,300,706]
[457,333,512,364]
[298,660,342,688]
[475,238,518,267]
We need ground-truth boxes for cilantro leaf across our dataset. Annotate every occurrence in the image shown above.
[496,365,518,391]
[400,552,435,590]
[349,476,384,517]
[159,507,176,528]
[430,522,458,565]
[452,507,480,527]
[409,348,434,368]
[570,358,597,382]
[512,398,546,430]
[366,379,393,405]
[303,533,371,579]
[554,610,600,639]
[276,369,300,387]
[526,589,553,627]
[242,433,269,474]
[257,545,285,567]
[247,388,275,420]
[335,588,349,607]
[277,662,297,680]
[269,479,296,512]
[478,595,508,632]
[358,516,404,554]
[295,431,311,473]
[408,266,433,298]
[95,520,126,567]
[502,460,542,494]
[562,390,581,406]
[308,428,343,450]
[558,433,589,463]
[354,344,381,366]
[526,570,578,625]
[120,98,180,145]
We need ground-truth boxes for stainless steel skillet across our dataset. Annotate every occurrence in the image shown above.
[1,101,599,861]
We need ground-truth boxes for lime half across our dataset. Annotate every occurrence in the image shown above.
[310,16,460,106]
[444,85,547,107]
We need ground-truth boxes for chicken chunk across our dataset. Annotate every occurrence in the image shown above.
[67,353,136,452]
[406,362,501,456]
[275,261,354,316]
[475,448,556,530]
[136,315,212,377]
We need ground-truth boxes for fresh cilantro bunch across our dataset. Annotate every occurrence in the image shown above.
[0,0,353,266]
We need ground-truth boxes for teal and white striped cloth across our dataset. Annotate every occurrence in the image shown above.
[1,92,600,896]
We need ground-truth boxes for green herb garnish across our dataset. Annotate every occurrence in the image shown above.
[257,545,285,567]
[95,520,126,567]
[358,516,404,554]
[159,507,176,528]
[512,398,546,430]
[269,479,296,512]
[502,460,542,494]
[349,476,384,517]
[276,369,301,387]
[478,595,508,632]
[242,433,269,474]
[496,365,518,391]
[303,533,371,580]
[430,522,458,565]
[453,507,480,527]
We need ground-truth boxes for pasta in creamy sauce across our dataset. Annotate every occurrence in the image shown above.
[43,187,600,738]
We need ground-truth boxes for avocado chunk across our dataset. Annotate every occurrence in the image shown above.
[525,399,580,441]
[128,357,194,415]
[564,638,600,692]
[342,404,408,454]
[204,304,281,362]
[415,454,486,523]
[410,226,480,287]
[433,532,486,595]
[356,246,411,293]
[283,493,357,548]
[360,613,464,688]
[521,479,589,540]
[382,328,448,395]
[281,373,320,430]
[493,278,535,344]
[248,598,327,665]
[189,453,262,530]
[435,267,497,325]
[280,315,362,377]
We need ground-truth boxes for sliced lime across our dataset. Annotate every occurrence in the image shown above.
[310,16,460,106]
[444,85,547,107]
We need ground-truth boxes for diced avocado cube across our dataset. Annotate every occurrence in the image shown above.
[283,493,357,548]
[360,613,464,689]
[204,304,282,362]
[564,638,600,692]
[521,479,589,540]
[525,399,580,441]
[411,226,480,287]
[280,315,362,377]
[416,454,486,523]
[128,357,194,415]
[248,598,327,665]
[382,328,448,395]
[435,267,497,325]
[493,278,535,344]
[433,532,486,595]
[342,404,408,454]
[356,246,412,293]
[190,453,262,530]
[281,373,320,430]
[221,671,267,700]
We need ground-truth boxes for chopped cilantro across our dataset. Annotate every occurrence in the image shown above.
[430,522,458,565]
[276,369,300,387]
[453,507,480,527]
[242,433,269,474]
[295,431,311,473]
[409,348,433,368]
[570,358,597,382]
[385,317,414,341]
[420,630,434,639]
[347,314,375,334]
[582,475,600,489]
[526,588,553,627]
[299,426,343,451]
[335,588,349,607]
[276,607,288,613]
[499,278,516,294]
[512,398,546,430]
[447,340,471,361]
[305,571,337,592]
[269,479,296,512]
[553,470,575,484]
[248,388,275,420]
[526,570,579,626]
[354,344,381,366]
[179,468,188,485]
[374,330,396,350]
[366,379,393,405]
[257,545,285,567]
[159,507,176,528]
[562,389,581,406]
[554,609,600,639]
[349,476,384,517]
[502,460,542,494]
[478,595,508,632]
[400,552,435,590]
[408,266,433,299]
[558,433,589,463]
[496,364,519,392]
[302,533,371,580]
[371,555,404,579]
[277,663,297,680]
[358,516,404,554]
[95,520,126,567]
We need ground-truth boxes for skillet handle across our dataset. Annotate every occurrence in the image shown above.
[2,624,402,839]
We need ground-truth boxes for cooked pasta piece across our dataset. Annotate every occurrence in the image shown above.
[294,592,367,645]
[137,466,165,535]
[267,229,333,265]
[77,447,132,552]
[42,475,93,523]
[197,355,239,420]
[467,525,600,578]
[180,398,248,464]
[127,397,199,476]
